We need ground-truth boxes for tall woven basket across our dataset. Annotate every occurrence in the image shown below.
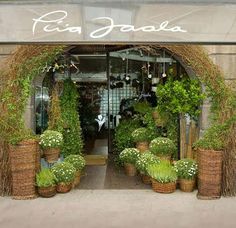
[9,139,38,200]
[197,149,223,200]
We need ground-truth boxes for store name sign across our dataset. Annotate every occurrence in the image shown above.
[32,10,187,39]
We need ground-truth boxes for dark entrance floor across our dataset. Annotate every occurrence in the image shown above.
[79,156,149,190]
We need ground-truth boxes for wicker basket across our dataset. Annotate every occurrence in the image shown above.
[159,155,172,162]
[151,179,176,193]
[44,148,60,163]
[9,139,38,200]
[124,163,137,176]
[57,182,72,193]
[141,174,152,185]
[38,186,56,198]
[72,171,81,188]
[197,149,223,200]
[35,141,41,173]
[136,141,149,153]
[179,179,196,192]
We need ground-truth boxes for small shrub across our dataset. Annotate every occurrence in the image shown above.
[119,148,140,165]
[136,151,160,175]
[147,162,177,183]
[51,162,76,184]
[149,137,176,156]
[64,155,86,172]
[36,169,57,188]
[39,130,63,149]
[131,127,150,143]
[174,158,198,180]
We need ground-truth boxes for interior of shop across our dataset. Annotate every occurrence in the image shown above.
[34,45,198,189]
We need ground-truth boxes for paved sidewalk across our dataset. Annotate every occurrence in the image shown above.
[0,190,236,228]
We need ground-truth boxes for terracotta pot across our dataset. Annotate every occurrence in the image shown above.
[179,179,196,192]
[44,148,60,163]
[38,186,57,197]
[124,163,137,176]
[136,141,149,153]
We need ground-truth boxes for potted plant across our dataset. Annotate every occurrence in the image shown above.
[136,151,160,184]
[193,124,224,199]
[119,148,140,176]
[39,130,63,163]
[147,161,177,193]
[149,137,177,161]
[64,155,86,188]
[131,127,150,152]
[36,168,57,197]
[174,158,198,192]
[51,162,76,193]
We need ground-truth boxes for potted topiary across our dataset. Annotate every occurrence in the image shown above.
[39,130,63,163]
[136,151,160,184]
[64,155,86,188]
[119,148,140,176]
[147,161,177,193]
[149,137,177,161]
[51,162,76,193]
[131,127,150,152]
[36,168,57,198]
[174,158,198,192]
[193,124,224,199]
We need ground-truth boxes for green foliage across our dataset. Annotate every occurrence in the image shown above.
[142,111,159,141]
[64,155,86,171]
[131,127,150,142]
[48,86,64,133]
[174,158,198,180]
[60,79,83,157]
[136,151,160,175]
[147,162,177,183]
[0,46,64,145]
[36,168,57,188]
[133,101,152,115]
[114,118,141,152]
[193,123,227,150]
[149,137,177,156]
[51,162,76,184]
[156,78,204,119]
[39,130,63,149]
[119,148,140,165]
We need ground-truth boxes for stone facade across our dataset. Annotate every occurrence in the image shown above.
[0,44,235,132]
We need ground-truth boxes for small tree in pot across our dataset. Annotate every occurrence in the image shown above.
[119,148,140,176]
[174,158,198,192]
[131,127,151,152]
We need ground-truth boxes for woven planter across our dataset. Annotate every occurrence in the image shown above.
[9,139,38,200]
[72,171,81,188]
[136,141,149,153]
[151,179,176,193]
[197,149,223,200]
[57,182,72,193]
[179,179,196,192]
[38,185,56,198]
[124,163,137,176]
[35,141,41,173]
[141,174,152,185]
[158,155,172,162]
[44,148,60,163]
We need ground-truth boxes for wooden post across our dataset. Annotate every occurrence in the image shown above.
[180,113,186,159]
[187,121,196,158]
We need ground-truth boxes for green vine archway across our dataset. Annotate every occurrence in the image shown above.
[0,44,235,196]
